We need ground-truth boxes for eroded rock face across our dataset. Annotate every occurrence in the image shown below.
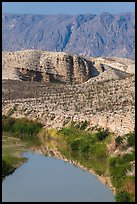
[2,50,135,135]
[2,50,135,84]
[2,50,96,83]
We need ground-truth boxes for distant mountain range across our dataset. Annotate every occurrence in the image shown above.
[2,12,135,59]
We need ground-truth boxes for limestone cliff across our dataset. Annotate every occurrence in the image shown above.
[2,50,135,136]
[2,50,134,83]
[2,50,95,83]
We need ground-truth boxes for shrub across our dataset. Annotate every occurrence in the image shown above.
[57,125,109,176]
[127,132,135,147]
[122,152,135,163]
[115,136,123,147]
[2,116,42,136]
[2,116,43,146]
[109,155,132,189]
[2,159,15,177]
[80,120,88,130]
[95,129,109,141]
[70,139,81,151]
[115,191,130,202]
[2,116,15,132]
[2,156,26,178]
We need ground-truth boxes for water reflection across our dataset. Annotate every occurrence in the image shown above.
[2,151,115,202]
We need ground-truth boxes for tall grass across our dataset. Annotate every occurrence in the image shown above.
[2,115,43,146]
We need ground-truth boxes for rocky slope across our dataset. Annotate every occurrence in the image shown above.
[2,12,135,59]
[2,50,135,136]
[2,74,135,136]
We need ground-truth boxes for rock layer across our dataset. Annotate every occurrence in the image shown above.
[2,50,95,83]
[2,50,135,136]
[2,50,135,83]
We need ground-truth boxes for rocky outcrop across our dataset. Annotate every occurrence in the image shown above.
[2,50,135,136]
[2,50,134,84]
[2,50,97,83]
[89,57,135,74]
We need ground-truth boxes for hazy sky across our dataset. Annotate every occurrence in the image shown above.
[2,2,135,15]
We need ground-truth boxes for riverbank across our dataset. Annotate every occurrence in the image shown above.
[35,124,135,202]
[2,134,28,179]
[2,116,43,179]
[32,145,116,194]
[2,116,135,202]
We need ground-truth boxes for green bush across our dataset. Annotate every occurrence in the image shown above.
[3,116,42,135]
[122,152,135,163]
[2,159,15,178]
[2,156,26,178]
[59,127,78,138]
[57,125,109,176]
[2,116,43,146]
[115,191,130,202]
[80,120,88,130]
[2,116,15,132]
[70,139,81,151]
[109,155,132,189]
[109,157,120,168]
[115,136,123,147]
[12,119,42,135]
[127,132,135,147]
[95,129,109,141]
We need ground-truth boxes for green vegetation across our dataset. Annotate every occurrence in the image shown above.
[43,121,135,202]
[2,115,43,146]
[109,151,135,202]
[2,156,27,179]
[115,132,135,150]
[126,132,135,148]
[115,191,131,202]
[52,122,111,176]
[2,116,43,179]
[115,136,123,147]
[2,116,135,202]
[2,134,28,179]
[109,132,135,202]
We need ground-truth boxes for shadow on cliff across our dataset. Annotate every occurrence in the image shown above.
[87,61,100,78]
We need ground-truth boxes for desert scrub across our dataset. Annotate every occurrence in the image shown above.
[53,123,135,202]
[56,122,110,176]
[2,116,43,179]
[2,115,43,146]
[126,132,135,148]
[109,152,135,202]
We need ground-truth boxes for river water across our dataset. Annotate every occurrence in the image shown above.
[2,151,115,202]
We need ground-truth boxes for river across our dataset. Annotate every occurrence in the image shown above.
[2,151,115,202]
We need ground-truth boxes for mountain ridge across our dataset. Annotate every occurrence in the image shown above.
[2,12,135,59]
